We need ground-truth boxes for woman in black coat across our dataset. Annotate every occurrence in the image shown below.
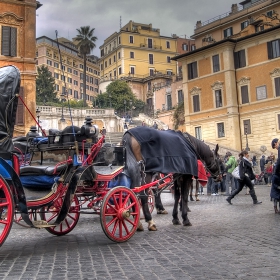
[226,150,262,205]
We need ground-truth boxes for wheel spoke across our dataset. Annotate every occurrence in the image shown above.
[121,219,131,235]
[0,201,9,208]
[0,219,8,225]
[118,220,123,238]
[106,216,117,228]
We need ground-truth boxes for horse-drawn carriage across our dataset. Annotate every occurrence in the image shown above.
[0,65,221,247]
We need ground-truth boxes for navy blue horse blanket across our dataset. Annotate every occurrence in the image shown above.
[125,127,198,177]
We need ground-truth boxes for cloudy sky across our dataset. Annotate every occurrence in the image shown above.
[36,0,238,56]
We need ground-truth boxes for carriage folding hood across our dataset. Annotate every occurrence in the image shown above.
[0,65,21,152]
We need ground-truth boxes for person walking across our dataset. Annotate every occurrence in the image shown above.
[226,150,262,205]
[271,138,280,213]
[152,122,158,129]
[260,155,266,172]
[224,152,237,195]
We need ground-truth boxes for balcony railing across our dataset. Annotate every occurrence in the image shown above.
[139,44,162,50]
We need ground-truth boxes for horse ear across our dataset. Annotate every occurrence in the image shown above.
[214,144,219,155]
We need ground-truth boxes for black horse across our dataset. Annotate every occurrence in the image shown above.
[122,127,221,230]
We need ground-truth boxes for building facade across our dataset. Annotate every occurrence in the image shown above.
[0,0,41,135]
[36,36,100,106]
[174,0,280,154]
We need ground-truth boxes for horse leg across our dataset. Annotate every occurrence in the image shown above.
[172,179,181,225]
[154,191,168,214]
[181,176,192,226]
[195,180,200,201]
[189,182,194,201]
[139,192,157,231]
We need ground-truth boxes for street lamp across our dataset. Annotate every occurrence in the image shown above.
[35,108,41,132]
[60,91,66,122]
[245,125,250,151]
[124,100,127,117]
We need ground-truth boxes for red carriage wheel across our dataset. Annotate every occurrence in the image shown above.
[100,186,140,242]
[40,194,80,236]
[0,176,14,246]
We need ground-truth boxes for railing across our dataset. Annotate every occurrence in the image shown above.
[139,44,162,50]
[198,0,270,28]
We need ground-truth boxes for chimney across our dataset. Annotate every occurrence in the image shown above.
[196,20,202,28]
[231,4,238,13]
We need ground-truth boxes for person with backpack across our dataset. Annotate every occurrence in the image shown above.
[224,152,237,195]
[226,150,262,205]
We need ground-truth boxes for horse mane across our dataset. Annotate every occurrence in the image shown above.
[183,132,214,166]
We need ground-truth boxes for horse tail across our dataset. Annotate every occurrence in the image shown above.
[122,133,141,189]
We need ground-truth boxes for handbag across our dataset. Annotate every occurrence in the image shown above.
[232,166,240,179]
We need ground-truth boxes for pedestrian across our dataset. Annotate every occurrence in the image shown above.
[101,126,106,135]
[265,162,273,187]
[270,138,280,213]
[142,121,145,126]
[260,155,266,172]
[224,152,238,195]
[226,150,262,205]
[152,122,158,129]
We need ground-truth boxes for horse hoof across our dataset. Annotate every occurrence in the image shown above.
[137,222,144,231]
[172,219,181,225]
[187,208,191,212]
[190,196,194,201]
[183,221,192,226]
[148,224,157,231]
[196,198,200,201]
[157,209,168,214]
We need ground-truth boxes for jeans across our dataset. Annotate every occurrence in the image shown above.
[225,172,236,194]
[211,178,218,194]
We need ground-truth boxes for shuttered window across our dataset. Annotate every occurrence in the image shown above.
[234,49,246,69]
[193,95,200,112]
[241,85,249,104]
[243,119,251,134]
[15,87,24,125]
[187,62,198,80]
[212,55,220,73]
[1,26,17,57]
[267,39,280,59]
[215,90,222,108]
[275,77,280,97]
[217,123,225,138]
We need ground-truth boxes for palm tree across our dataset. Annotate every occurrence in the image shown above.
[74,26,97,107]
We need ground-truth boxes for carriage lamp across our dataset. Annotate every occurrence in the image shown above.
[35,108,41,132]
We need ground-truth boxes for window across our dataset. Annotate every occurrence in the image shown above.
[148,38,153,48]
[113,55,116,62]
[130,52,134,59]
[47,60,52,66]
[241,85,249,104]
[55,84,59,91]
[256,85,267,100]
[275,77,280,97]
[73,70,78,75]
[167,56,171,63]
[118,67,122,75]
[167,70,172,75]
[118,36,121,44]
[105,61,107,68]
[1,26,17,56]
[54,73,59,79]
[89,77,93,84]
[54,62,59,68]
[191,45,196,51]
[223,27,233,38]
[68,89,72,95]
[80,73,83,80]
[100,64,103,70]
[114,70,116,77]
[215,90,222,108]
[67,67,72,73]
[149,69,154,76]
[67,77,72,83]
[74,90,78,98]
[178,90,184,104]
[147,81,151,91]
[182,44,188,51]
[167,94,172,110]
[195,127,202,140]
[267,39,280,59]
[217,123,225,138]
[61,75,65,81]
[118,52,121,59]
[241,21,249,30]
[74,80,78,86]
[130,66,135,75]
[149,54,154,64]
[243,119,251,134]
[129,36,134,43]
[193,95,200,112]
[166,41,170,49]
[187,62,198,80]
[212,55,220,72]
[267,10,273,17]
[234,49,246,69]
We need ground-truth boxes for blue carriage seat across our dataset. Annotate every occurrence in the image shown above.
[19,164,67,189]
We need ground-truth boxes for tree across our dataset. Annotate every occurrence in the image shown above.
[36,65,58,104]
[73,26,97,107]
[172,102,185,129]
[94,80,145,115]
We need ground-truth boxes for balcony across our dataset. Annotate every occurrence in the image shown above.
[139,44,162,50]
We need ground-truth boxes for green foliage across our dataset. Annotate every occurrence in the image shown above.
[36,65,58,104]
[173,102,185,129]
[94,80,145,115]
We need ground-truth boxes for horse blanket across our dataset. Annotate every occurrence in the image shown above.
[125,127,198,177]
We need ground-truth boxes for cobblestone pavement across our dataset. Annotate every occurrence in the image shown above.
[1,185,280,280]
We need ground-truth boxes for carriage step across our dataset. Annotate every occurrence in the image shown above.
[32,220,55,228]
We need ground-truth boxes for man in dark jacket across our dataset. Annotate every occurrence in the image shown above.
[271,138,280,174]
[260,155,266,172]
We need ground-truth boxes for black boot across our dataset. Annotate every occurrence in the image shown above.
[249,189,262,204]
[226,189,238,205]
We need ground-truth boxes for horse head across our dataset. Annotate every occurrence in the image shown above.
[207,144,222,182]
